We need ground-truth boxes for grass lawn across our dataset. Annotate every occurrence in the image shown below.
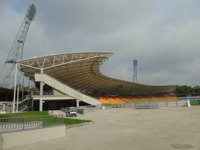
[190,100,200,105]
[0,111,91,126]
[64,118,91,126]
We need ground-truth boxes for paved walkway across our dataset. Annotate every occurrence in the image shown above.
[6,107,200,150]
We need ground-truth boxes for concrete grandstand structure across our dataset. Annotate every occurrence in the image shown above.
[15,52,176,111]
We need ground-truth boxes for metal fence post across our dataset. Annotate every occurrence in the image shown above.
[23,118,25,130]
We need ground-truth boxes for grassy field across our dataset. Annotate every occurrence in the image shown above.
[190,100,200,105]
[0,111,91,126]
[64,118,91,125]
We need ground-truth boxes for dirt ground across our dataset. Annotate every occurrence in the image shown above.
[6,106,200,150]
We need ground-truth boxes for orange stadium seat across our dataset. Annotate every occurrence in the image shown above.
[93,94,177,105]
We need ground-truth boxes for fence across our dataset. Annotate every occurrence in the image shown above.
[134,102,159,109]
[105,100,188,109]
[0,115,64,133]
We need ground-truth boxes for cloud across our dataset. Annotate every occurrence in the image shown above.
[1,0,200,86]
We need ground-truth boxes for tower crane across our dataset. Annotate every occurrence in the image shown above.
[0,3,36,88]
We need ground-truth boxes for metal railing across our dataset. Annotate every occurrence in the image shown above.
[106,100,188,109]
[0,115,64,133]
[134,102,159,109]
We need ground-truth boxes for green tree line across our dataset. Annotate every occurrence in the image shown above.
[175,85,200,95]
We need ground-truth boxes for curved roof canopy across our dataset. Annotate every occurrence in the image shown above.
[18,52,175,95]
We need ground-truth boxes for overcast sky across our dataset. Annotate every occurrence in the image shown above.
[1,0,200,86]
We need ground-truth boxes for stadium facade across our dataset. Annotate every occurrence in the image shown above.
[0,52,176,112]
[12,52,175,111]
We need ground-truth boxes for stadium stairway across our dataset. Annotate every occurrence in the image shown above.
[34,73,101,107]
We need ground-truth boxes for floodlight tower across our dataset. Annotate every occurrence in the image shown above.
[133,59,138,83]
[0,3,36,88]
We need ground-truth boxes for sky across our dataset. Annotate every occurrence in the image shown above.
[1,0,200,86]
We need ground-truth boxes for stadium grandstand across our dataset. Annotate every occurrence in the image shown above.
[4,52,176,112]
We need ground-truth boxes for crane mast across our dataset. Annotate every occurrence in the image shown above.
[0,4,36,88]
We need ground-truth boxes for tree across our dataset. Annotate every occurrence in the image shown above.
[175,85,192,95]
[193,86,200,94]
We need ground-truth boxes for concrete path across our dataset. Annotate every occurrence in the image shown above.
[6,107,200,150]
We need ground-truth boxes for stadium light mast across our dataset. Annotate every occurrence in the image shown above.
[0,3,36,112]
[133,59,138,83]
[0,3,36,88]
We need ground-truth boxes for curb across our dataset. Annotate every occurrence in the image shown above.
[65,121,93,129]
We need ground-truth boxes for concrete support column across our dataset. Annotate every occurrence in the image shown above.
[39,99,43,111]
[76,100,80,108]
[2,103,5,112]
[40,82,44,96]
[12,64,18,113]
[39,82,44,111]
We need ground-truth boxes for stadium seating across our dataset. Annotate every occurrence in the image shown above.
[93,94,177,105]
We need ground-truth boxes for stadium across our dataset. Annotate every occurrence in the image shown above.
[0,51,178,112]
[1,3,200,150]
